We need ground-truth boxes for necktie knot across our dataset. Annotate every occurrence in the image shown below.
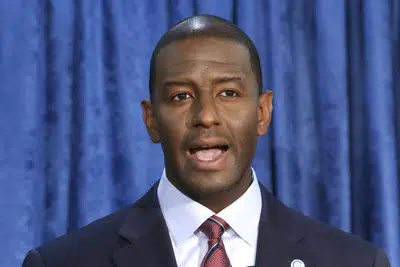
[199,215,230,240]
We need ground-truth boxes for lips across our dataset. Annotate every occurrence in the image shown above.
[189,145,229,161]
[186,140,230,170]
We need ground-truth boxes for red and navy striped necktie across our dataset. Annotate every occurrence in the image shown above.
[199,215,232,267]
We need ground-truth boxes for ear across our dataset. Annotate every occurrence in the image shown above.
[141,99,161,143]
[257,90,273,136]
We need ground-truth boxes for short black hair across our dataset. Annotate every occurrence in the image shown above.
[148,14,263,99]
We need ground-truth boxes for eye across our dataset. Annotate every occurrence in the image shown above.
[172,93,192,101]
[219,90,239,97]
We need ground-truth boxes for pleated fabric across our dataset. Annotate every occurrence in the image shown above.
[0,1,399,266]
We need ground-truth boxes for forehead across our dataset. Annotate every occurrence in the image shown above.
[155,37,253,78]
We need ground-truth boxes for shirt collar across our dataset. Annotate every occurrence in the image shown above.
[157,168,262,247]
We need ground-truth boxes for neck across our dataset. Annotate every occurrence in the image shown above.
[199,183,253,213]
[191,168,253,213]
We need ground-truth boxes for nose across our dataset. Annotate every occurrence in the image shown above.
[191,95,221,128]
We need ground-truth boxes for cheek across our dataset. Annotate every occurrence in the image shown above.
[225,105,259,132]
[224,109,259,150]
[157,115,186,148]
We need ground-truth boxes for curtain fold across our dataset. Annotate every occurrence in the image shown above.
[0,1,399,266]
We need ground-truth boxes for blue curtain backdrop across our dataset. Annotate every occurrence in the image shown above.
[1,0,399,266]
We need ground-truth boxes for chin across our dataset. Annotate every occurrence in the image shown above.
[187,174,237,196]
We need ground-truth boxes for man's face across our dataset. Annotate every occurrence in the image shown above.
[142,37,273,200]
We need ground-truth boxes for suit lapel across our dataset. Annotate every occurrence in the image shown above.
[255,184,317,267]
[112,181,319,267]
[113,183,178,267]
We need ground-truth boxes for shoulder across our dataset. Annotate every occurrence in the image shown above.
[25,183,160,267]
[272,194,389,266]
[32,204,134,267]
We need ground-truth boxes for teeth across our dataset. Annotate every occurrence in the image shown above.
[191,145,227,151]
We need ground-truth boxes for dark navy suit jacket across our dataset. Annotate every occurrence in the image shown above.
[22,182,391,267]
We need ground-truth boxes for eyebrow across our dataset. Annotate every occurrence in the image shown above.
[211,76,243,85]
[163,76,243,88]
[163,81,193,88]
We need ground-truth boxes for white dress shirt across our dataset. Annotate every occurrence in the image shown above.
[157,168,262,267]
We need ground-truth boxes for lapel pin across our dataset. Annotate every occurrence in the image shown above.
[291,259,305,267]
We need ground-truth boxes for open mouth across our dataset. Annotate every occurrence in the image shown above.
[188,145,229,162]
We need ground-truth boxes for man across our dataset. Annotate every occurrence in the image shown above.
[23,14,391,267]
